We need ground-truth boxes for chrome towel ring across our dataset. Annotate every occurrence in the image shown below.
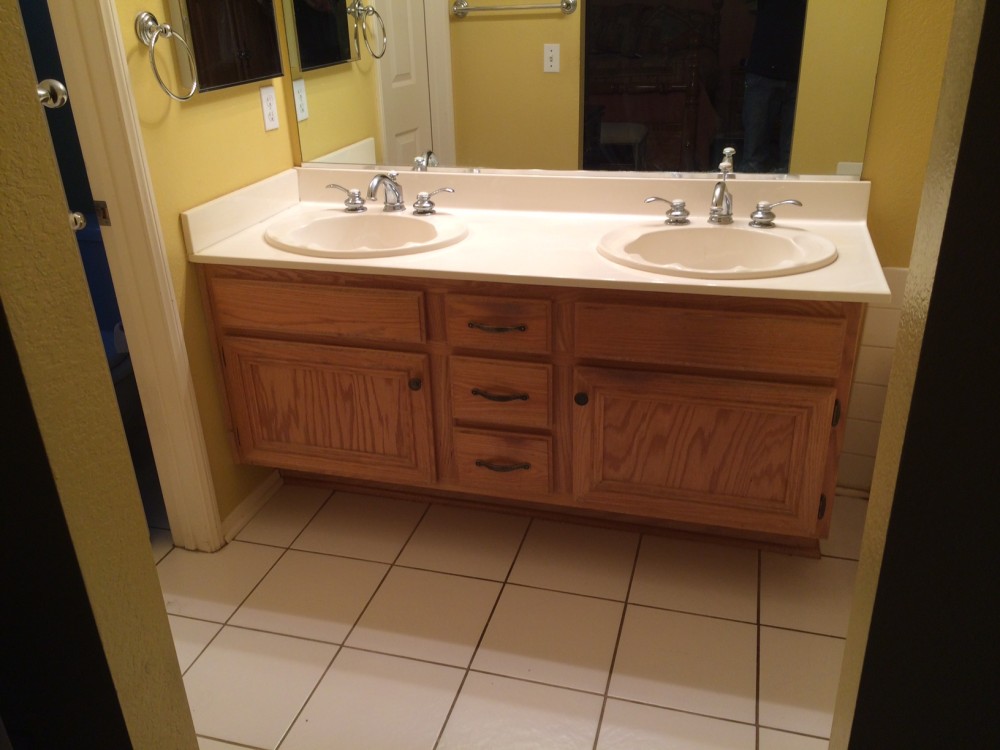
[134,11,198,102]
[347,1,387,60]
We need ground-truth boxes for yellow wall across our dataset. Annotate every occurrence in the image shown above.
[862,0,957,269]
[450,6,581,169]
[295,60,382,162]
[114,0,294,519]
[0,5,196,745]
[792,0,887,174]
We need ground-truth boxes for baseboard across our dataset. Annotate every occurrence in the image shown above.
[221,471,283,542]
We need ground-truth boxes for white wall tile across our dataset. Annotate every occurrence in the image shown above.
[837,452,877,491]
[847,382,887,422]
[861,306,902,348]
[843,418,882,458]
[853,345,894,385]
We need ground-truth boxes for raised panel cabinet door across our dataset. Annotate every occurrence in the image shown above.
[222,337,435,484]
[573,367,836,538]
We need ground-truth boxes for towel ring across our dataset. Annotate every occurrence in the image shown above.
[348,1,388,59]
[135,11,198,102]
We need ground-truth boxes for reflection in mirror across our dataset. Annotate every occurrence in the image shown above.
[178,0,283,91]
[285,0,355,72]
[283,0,886,176]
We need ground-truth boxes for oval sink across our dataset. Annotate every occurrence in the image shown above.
[264,209,468,258]
[598,224,838,279]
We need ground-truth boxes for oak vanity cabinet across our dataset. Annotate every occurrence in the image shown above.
[205,270,435,484]
[202,266,862,550]
[571,299,861,540]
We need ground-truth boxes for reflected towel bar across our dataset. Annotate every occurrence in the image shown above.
[451,0,578,18]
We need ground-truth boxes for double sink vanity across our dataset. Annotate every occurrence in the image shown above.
[184,166,889,554]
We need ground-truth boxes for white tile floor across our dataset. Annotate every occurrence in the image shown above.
[154,485,867,750]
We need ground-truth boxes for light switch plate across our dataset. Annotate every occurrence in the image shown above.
[544,43,560,73]
[292,79,309,121]
[260,85,279,131]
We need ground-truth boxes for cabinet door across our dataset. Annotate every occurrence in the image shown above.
[223,337,434,484]
[573,367,835,538]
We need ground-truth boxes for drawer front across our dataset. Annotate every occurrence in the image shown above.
[211,278,425,343]
[575,302,847,380]
[445,295,551,354]
[450,356,552,428]
[453,428,552,496]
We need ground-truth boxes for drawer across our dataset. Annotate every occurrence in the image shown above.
[453,428,552,496]
[575,302,848,380]
[445,295,551,354]
[450,356,552,429]
[210,278,425,343]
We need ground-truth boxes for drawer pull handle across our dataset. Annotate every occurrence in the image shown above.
[475,460,531,473]
[471,388,529,403]
[468,321,528,334]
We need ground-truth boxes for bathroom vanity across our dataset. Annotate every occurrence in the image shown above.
[186,168,888,553]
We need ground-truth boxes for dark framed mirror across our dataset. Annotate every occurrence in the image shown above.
[181,0,283,91]
[285,0,355,73]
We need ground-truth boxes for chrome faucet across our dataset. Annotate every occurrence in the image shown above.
[367,171,405,211]
[413,150,438,171]
[709,147,736,225]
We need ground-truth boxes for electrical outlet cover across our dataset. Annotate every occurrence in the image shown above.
[293,79,309,121]
[260,85,279,131]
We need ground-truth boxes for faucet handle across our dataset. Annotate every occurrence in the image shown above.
[326,184,367,212]
[719,146,736,175]
[413,150,438,171]
[412,187,454,215]
[645,197,690,225]
[749,199,802,228]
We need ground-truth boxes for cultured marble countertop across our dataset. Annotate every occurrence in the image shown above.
[183,168,891,303]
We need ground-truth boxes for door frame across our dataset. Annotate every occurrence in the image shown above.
[420,0,457,165]
[48,0,223,551]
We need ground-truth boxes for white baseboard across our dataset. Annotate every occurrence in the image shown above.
[221,471,284,542]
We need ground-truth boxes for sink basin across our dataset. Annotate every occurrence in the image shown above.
[264,209,468,258]
[597,224,838,279]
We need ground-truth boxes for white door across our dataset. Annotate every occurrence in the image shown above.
[375,0,433,166]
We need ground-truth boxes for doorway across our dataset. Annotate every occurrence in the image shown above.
[19,0,167,534]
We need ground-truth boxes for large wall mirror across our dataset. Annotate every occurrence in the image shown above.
[280,0,888,176]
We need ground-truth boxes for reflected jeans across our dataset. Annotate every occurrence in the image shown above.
[742,72,797,173]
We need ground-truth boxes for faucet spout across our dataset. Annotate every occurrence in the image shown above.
[708,147,735,225]
[367,172,405,211]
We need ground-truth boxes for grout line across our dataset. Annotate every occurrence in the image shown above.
[592,533,642,750]
[197,733,268,750]
[755,548,761,750]
[280,487,337,550]
[432,514,535,750]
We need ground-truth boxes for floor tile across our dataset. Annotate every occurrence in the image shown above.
[597,699,756,749]
[758,727,830,750]
[630,536,758,622]
[820,495,867,560]
[183,626,337,749]
[235,484,331,548]
[759,627,845,738]
[150,527,173,564]
[292,491,426,563]
[508,520,638,600]
[157,541,283,622]
[473,584,623,693]
[610,605,757,723]
[396,504,529,580]
[346,567,501,667]
[197,738,259,750]
[167,614,222,673]
[281,648,463,750]
[229,550,387,643]
[761,554,857,637]
[438,671,603,750]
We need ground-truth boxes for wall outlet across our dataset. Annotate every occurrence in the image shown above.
[292,79,309,122]
[544,43,560,73]
[260,85,279,131]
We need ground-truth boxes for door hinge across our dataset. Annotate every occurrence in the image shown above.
[818,494,827,520]
[94,200,111,226]
[832,399,841,427]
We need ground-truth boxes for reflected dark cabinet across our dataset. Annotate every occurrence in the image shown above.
[186,0,283,91]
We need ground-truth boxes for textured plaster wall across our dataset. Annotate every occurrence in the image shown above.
[0,4,196,746]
